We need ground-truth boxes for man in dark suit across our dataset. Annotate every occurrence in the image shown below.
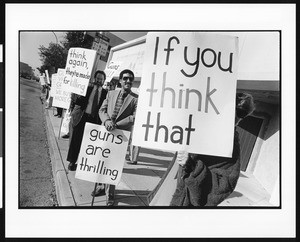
[66,70,108,171]
[91,69,140,206]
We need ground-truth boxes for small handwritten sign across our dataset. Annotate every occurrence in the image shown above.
[64,48,97,96]
[75,123,130,185]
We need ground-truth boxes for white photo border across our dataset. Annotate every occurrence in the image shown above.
[5,3,296,238]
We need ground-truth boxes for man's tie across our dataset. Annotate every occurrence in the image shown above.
[91,88,99,117]
[111,92,127,121]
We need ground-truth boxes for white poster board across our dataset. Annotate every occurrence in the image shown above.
[39,75,45,86]
[45,69,50,85]
[47,71,53,98]
[52,69,71,109]
[107,39,146,80]
[104,61,122,83]
[132,32,239,157]
[64,48,96,96]
[50,73,58,99]
[60,110,71,135]
[75,123,130,185]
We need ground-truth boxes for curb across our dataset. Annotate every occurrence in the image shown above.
[44,107,76,206]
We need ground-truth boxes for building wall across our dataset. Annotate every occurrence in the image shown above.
[249,102,280,196]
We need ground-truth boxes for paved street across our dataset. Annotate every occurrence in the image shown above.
[20,77,58,206]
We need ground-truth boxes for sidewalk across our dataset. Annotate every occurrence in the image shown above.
[44,107,273,207]
[44,107,175,207]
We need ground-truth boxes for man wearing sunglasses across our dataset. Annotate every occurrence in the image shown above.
[92,69,140,206]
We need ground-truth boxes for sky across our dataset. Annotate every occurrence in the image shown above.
[20,31,147,73]
[20,31,66,71]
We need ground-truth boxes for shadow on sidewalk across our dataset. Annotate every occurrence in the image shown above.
[137,156,172,168]
[122,167,167,178]
[139,147,174,157]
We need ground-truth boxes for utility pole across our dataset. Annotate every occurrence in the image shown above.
[52,31,58,45]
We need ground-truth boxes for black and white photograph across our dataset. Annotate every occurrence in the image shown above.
[19,30,280,208]
[5,3,296,239]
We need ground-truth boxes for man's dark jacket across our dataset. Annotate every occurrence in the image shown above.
[170,131,241,206]
[67,86,107,163]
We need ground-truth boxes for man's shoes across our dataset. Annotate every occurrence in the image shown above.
[91,185,105,197]
[68,163,77,171]
[54,113,59,116]
[62,134,69,139]
[106,197,114,206]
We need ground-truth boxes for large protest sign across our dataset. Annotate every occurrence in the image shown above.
[132,32,239,158]
[52,68,71,109]
[75,123,130,185]
[104,61,122,83]
[64,48,97,96]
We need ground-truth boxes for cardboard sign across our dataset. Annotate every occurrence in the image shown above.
[132,32,239,158]
[45,70,50,85]
[47,73,53,98]
[50,73,58,96]
[75,123,130,185]
[60,110,71,135]
[39,75,45,86]
[64,48,97,96]
[104,61,122,83]
[52,69,71,109]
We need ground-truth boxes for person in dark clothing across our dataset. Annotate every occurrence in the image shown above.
[170,92,255,206]
[66,70,108,171]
